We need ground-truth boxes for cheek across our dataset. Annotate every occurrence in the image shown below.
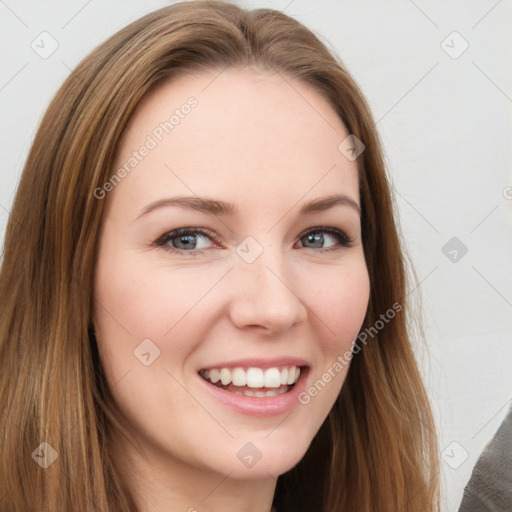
[95,262,181,335]
[92,243,229,372]
[306,260,370,349]
[294,260,369,424]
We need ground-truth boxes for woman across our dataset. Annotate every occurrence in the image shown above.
[0,1,440,510]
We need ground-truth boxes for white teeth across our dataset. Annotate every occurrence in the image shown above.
[286,366,297,385]
[209,368,220,383]
[264,368,282,388]
[231,367,246,386]
[246,367,264,388]
[220,368,231,385]
[237,387,286,397]
[200,364,303,391]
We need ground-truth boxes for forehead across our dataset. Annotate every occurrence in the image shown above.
[109,67,359,215]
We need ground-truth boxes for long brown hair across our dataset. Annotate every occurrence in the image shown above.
[0,1,440,510]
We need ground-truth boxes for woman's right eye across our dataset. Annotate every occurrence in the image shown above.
[153,227,218,256]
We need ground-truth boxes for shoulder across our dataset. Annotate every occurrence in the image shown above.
[458,406,512,512]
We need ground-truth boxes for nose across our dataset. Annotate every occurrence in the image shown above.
[227,247,308,335]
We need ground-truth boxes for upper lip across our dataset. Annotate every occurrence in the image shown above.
[197,357,311,372]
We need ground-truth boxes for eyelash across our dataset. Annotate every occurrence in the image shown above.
[153,226,353,256]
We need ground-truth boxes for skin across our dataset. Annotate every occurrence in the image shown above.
[93,67,370,512]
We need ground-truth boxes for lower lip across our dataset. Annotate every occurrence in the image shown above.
[198,368,309,417]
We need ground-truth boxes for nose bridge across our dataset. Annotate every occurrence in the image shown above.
[227,238,307,332]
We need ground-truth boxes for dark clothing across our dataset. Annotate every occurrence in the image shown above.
[458,405,512,512]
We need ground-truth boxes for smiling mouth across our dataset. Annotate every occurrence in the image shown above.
[198,365,305,397]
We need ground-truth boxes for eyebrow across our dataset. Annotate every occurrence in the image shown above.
[134,193,360,221]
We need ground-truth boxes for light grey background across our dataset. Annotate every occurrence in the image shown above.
[1,1,511,510]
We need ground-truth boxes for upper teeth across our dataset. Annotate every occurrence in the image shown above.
[201,366,301,388]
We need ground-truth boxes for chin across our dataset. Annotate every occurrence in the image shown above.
[219,432,314,479]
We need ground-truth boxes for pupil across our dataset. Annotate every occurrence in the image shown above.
[307,233,323,248]
[177,235,195,249]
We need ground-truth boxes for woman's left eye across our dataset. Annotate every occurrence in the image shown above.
[153,226,353,256]
[297,227,352,252]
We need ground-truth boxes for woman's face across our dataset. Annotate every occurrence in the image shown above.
[93,67,370,482]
